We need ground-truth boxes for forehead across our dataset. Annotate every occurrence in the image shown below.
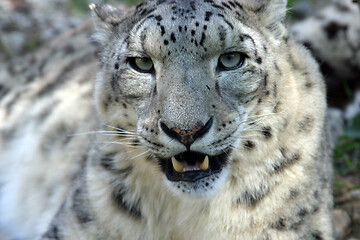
[127,0,248,59]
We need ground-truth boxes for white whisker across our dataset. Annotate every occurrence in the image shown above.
[130,150,151,160]
[105,125,137,135]
[97,141,145,148]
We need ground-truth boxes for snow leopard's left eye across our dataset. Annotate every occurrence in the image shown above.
[218,52,246,71]
[128,57,154,73]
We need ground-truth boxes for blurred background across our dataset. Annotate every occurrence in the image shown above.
[0,0,359,239]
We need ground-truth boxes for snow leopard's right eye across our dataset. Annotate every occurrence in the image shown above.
[218,52,246,71]
[128,57,154,73]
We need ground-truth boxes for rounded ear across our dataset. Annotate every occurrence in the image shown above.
[89,4,125,45]
[89,4,124,26]
[241,0,288,38]
[243,0,287,22]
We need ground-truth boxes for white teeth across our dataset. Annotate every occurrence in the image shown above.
[200,155,209,170]
[171,156,184,173]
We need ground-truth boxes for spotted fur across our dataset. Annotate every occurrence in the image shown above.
[0,0,338,239]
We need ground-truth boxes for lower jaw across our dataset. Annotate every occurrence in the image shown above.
[159,151,229,183]
[166,169,228,197]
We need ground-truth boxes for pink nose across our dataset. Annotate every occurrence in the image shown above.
[160,118,213,149]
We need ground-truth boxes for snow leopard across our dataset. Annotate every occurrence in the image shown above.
[0,0,335,239]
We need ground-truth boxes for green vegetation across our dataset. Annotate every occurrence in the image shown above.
[68,0,90,15]
[334,113,360,176]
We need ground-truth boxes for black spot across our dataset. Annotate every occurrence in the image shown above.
[305,81,313,89]
[290,217,305,230]
[160,25,166,36]
[228,1,236,8]
[289,189,299,199]
[237,185,269,206]
[195,21,199,27]
[223,18,234,29]
[234,1,243,10]
[297,208,308,217]
[221,2,232,10]
[170,32,176,42]
[154,15,162,21]
[272,83,277,97]
[312,206,320,214]
[283,35,289,44]
[311,231,323,240]
[191,30,196,36]
[215,81,221,96]
[272,217,286,230]
[112,182,142,219]
[178,26,182,32]
[100,153,116,171]
[218,26,226,41]
[190,0,196,10]
[261,126,272,139]
[272,149,301,174]
[114,63,119,69]
[43,224,63,239]
[244,140,254,149]
[323,21,348,40]
[273,101,280,113]
[203,25,207,30]
[303,41,313,50]
[205,11,213,21]
[164,39,169,45]
[200,32,206,46]
[263,72,268,87]
[297,115,314,133]
[211,4,224,10]
[72,188,93,225]
[256,57,262,64]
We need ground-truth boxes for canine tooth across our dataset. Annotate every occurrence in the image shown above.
[171,157,184,172]
[200,155,209,170]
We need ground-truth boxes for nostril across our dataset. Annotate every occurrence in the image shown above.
[160,122,179,140]
[194,117,213,140]
[160,117,213,148]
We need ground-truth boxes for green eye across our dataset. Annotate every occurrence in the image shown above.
[129,57,154,73]
[218,52,245,71]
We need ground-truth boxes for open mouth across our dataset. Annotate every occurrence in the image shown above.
[159,151,229,182]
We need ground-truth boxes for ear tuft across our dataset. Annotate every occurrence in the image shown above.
[89,4,125,46]
[89,4,123,27]
[241,0,288,38]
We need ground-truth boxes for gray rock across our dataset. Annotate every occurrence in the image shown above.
[333,209,352,240]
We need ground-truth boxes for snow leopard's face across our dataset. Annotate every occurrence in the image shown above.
[93,0,288,197]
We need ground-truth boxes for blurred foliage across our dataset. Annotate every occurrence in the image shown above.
[119,0,144,5]
[67,0,144,15]
[68,0,89,15]
[334,114,360,176]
